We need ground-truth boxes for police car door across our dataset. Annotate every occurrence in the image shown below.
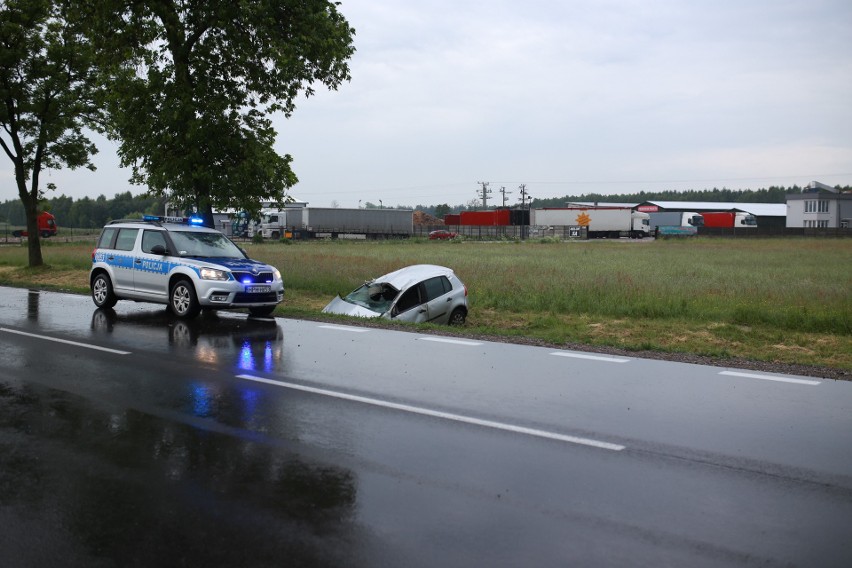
[110,228,140,293]
[133,229,171,299]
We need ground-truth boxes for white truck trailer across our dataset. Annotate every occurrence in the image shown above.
[530,207,650,238]
[249,207,414,239]
[647,211,704,236]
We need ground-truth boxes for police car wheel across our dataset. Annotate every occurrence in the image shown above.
[169,279,201,319]
[92,273,118,308]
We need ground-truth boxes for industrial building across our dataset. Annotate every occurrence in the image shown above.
[785,182,852,229]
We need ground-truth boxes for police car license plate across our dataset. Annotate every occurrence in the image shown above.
[246,285,271,293]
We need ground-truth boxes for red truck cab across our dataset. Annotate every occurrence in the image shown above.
[12,211,58,238]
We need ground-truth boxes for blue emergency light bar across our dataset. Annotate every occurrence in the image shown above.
[142,215,206,226]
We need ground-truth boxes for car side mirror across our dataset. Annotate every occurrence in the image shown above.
[150,244,167,255]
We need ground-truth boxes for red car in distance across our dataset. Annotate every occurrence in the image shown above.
[428,230,458,240]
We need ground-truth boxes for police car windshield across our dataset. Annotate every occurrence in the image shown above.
[169,230,245,258]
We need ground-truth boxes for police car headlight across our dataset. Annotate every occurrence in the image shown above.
[200,268,228,281]
[273,268,282,281]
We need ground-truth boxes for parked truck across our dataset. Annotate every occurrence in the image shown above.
[12,211,58,238]
[249,207,414,239]
[700,211,757,228]
[648,211,704,236]
[530,207,650,238]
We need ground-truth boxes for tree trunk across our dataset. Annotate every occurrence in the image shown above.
[16,170,44,267]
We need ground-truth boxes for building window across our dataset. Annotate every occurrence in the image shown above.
[805,200,830,213]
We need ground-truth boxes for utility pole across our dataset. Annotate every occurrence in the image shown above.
[476,181,492,209]
[518,184,531,239]
[499,186,512,207]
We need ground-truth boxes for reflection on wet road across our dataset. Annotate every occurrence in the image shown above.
[0,380,361,567]
[2,287,852,567]
[89,306,287,373]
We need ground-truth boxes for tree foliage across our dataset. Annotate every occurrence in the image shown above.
[83,0,355,226]
[530,186,807,209]
[0,0,103,265]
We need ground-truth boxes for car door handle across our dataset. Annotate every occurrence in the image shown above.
[134,259,142,264]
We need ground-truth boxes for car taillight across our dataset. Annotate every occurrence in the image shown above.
[91,249,96,260]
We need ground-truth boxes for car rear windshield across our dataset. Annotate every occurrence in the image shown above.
[170,231,245,258]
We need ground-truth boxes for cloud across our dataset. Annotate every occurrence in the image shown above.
[3,0,851,206]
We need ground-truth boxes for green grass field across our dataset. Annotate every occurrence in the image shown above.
[1,236,850,371]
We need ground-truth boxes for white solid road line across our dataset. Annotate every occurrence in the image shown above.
[236,374,626,451]
[719,371,821,386]
[0,327,132,355]
[550,352,630,363]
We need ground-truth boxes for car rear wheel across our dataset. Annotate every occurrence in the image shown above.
[448,307,466,326]
[248,305,276,317]
[170,279,201,319]
[91,273,118,308]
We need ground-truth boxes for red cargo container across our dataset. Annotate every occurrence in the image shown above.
[459,210,511,226]
[444,214,461,226]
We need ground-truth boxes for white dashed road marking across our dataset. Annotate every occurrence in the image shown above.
[318,325,373,333]
[719,371,820,386]
[417,337,483,346]
[550,352,630,363]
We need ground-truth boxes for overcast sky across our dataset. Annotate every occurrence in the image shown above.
[3,0,851,208]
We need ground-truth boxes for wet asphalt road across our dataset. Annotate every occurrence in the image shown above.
[1,286,852,567]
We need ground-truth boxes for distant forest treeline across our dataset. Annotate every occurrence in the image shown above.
[1,185,848,228]
[0,192,168,229]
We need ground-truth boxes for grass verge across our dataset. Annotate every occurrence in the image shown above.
[1,237,850,374]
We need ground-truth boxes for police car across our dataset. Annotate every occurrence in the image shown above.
[89,216,284,318]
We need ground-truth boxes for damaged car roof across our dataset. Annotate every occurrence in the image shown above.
[369,264,456,289]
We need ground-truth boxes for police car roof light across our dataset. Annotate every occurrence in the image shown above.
[142,214,200,225]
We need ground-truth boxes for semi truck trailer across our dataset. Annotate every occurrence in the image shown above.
[648,211,704,236]
[530,207,650,238]
[700,211,757,228]
[250,207,414,239]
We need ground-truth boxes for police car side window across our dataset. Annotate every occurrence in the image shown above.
[115,228,139,251]
[141,230,168,254]
[98,227,118,248]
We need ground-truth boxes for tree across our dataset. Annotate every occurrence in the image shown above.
[0,0,103,266]
[434,203,451,218]
[84,0,355,226]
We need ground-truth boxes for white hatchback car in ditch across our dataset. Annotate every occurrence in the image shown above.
[322,264,468,325]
